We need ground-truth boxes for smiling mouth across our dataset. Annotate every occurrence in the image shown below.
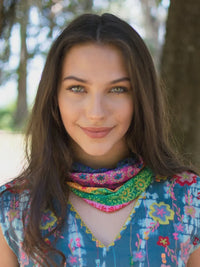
[80,127,114,138]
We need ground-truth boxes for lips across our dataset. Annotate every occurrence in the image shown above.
[80,127,114,138]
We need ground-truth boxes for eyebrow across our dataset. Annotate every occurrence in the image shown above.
[63,75,88,83]
[63,75,130,84]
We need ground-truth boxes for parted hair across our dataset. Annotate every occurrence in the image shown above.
[1,13,189,266]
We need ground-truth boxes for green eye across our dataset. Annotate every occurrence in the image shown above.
[110,87,127,93]
[68,85,85,93]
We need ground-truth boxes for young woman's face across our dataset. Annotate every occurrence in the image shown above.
[58,43,133,166]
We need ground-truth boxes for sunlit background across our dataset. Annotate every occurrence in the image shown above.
[0,0,169,108]
[0,0,169,183]
[1,0,199,183]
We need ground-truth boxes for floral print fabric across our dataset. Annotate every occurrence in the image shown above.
[67,166,153,211]
[0,171,200,266]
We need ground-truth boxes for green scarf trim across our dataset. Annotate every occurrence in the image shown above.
[68,167,153,206]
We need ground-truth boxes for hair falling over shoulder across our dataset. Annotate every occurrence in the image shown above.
[2,13,191,266]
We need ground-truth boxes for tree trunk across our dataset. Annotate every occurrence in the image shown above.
[0,0,3,36]
[160,0,200,168]
[140,0,161,67]
[14,2,29,128]
[82,0,93,11]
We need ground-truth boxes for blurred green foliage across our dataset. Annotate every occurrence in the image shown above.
[0,103,25,131]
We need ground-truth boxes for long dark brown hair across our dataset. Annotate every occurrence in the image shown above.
[1,13,190,266]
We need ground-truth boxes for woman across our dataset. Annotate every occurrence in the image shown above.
[0,13,200,267]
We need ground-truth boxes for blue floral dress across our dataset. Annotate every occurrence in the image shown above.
[1,170,200,266]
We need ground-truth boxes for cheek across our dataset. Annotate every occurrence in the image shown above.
[58,97,76,127]
[60,108,77,128]
[117,101,133,125]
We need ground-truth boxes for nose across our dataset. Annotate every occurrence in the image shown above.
[86,93,106,120]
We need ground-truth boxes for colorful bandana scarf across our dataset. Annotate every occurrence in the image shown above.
[67,156,154,212]
[69,156,144,190]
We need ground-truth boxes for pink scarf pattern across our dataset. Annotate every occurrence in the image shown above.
[69,156,144,190]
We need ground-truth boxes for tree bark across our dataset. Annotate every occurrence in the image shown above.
[161,0,200,167]
[0,0,3,36]
[82,0,93,11]
[14,1,29,128]
[140,0,161,67]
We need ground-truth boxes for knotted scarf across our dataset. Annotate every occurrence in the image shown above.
[67,156,154,212]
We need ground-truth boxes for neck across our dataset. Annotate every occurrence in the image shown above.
[71,143,132,169]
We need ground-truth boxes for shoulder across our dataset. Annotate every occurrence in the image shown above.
[152,170,200,192]
[0,179,30,260]
[143,171,200,264]
[0,178,30,206]
[0,179,18,206]
[147,171,200,206]
[0,178,30,223]
[173,171,199,194]
[144,170,200,229]
[0,178,30,228]
[172,171,199,187]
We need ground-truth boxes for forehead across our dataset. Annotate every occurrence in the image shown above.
[62,42,128,78]
[65,42,124,59]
